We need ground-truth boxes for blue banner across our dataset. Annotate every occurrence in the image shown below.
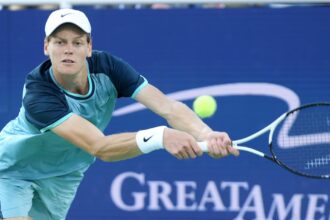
[0,6,329,220]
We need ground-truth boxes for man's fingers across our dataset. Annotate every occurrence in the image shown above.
[192,141,203,156]
[228,145,240,156]
[205,133,240,158]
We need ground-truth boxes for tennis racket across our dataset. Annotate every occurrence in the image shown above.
[198,102,330,179]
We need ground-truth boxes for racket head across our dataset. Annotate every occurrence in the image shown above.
[269,102,330,179]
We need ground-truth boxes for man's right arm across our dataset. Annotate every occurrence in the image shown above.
[52,113,201,161]
[51,114,143,162]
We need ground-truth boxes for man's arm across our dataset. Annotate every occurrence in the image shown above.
[52,114,142,162]
[52,113,203,161]
[135,84,239,158]
[135,85,211,139]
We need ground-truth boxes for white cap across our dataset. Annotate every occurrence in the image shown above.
[45,8,91,37]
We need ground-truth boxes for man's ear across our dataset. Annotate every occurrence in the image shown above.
[87,38,93,57]
[44,39,49,56]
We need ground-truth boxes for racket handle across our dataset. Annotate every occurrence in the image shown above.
[199,141,264,158]
[198,141,238,153]
[198,141,208,152]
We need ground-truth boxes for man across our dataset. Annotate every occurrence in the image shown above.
[0,9,239,220]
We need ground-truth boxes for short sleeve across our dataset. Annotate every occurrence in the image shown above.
[88,51,148,98]
[23,78,71,132]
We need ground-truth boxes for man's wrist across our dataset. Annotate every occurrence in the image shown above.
[136,126,167,154]
[197,127,213,141]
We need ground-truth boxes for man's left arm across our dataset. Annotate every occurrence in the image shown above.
[135,84,239,158]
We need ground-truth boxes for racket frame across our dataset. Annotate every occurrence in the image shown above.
[199,102,330,179]
[233,112,287,158]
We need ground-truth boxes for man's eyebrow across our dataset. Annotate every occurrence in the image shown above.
[52,35,85,41]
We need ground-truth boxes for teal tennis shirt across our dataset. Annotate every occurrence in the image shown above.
[0,50,148,179]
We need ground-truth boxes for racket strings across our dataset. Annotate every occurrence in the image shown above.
[272,104,330,177]
[304,154,330,170]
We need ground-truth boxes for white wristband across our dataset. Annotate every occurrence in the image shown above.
[136,126,167,154]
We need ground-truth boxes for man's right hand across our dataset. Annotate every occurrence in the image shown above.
[163,127,203,160]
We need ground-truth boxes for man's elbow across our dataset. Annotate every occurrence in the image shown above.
[91,145,126,162]
[89,140,113,162]
[93,151,110,162]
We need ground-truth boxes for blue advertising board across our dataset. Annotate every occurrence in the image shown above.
[0,6,329,220]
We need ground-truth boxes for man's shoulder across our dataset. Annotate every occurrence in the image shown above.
[88,50,116,73]
[24,59,60,97]
[90,50,110,60]
[26,59,52,82]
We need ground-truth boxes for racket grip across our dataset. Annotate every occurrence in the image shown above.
[198,141,238,153]
[198,141,208,152]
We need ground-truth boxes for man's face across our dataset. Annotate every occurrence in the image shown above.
[44,25,92,76]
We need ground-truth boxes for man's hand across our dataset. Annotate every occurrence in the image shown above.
[163,128,203,159]
[204,131,239,158]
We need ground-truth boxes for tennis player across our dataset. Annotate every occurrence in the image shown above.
[0,9,239,220]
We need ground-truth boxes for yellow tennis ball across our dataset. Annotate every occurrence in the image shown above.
[193,95,217,118]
